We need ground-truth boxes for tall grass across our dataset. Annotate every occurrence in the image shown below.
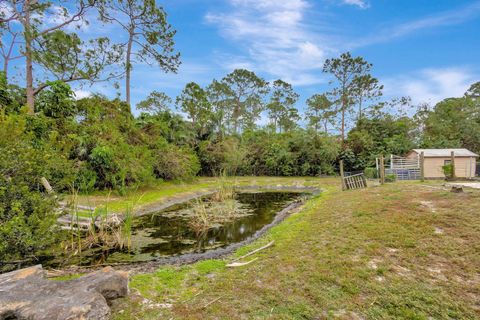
[62,186,139,259]
[189,198,210,235]
[188,171,244,235]
[212,169,236,202]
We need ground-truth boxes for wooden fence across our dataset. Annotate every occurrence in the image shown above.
[339,160,367,191]
[343,173,367,190]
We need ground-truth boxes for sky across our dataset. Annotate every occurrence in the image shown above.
[3,0,480,117]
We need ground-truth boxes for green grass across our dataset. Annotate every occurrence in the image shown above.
[110,177,480,319]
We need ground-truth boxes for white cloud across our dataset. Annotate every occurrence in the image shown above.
[353,1,480,47]
[43,5,91,32]
[74,90,92,99]
[205,0,328,86]
[342,0,369,9]
[383,67,477,106]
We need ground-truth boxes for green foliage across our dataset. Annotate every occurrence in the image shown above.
[176,82,212,135]
[0,71,25,113]
[364,167,378,179]
[229,130,340,176]
[385,174,397,183]
[36,81,76,118]
[0,112,65,262]
[323,52,380,141]
[442,164,453,178]
[266,79,300,133]
[136,90,172,115]
[34,30,109,84]
[217,69,269,133]
[153,145,200,180]
[344,112,415,171]
[305,94,335,133]
[99,0,180,104]
[416,94,480,155]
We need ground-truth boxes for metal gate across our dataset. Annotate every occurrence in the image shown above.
[384,155,421,180]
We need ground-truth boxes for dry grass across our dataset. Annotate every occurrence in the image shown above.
[112,178,480,319]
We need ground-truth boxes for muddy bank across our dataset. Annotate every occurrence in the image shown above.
[237,185,321,195]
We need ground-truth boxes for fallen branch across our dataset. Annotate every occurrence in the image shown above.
[232,241,275,262]
[226,257,258,267]
[202,296,222,309]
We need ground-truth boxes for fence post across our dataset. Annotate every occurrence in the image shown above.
[380,155,385,185]
[340,160,346,191]
[451,151,456,180]
[40,177,54,194]
[420,151,425,182]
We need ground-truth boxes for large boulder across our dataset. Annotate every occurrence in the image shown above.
[0,265,128,320]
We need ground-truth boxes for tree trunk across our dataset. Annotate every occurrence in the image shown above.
[358,97,363,120]
[233,98,240,134]
[125,30,134,106]
[341,98,345,143]
[3,60,8,80]
[24,0,35,114]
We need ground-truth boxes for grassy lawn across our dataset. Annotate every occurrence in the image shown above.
[107,177,480,319]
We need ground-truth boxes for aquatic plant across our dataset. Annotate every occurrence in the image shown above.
[212,169,236,202]
[188,196,250,235]
[62,188,138,260]
[188,199,211,235]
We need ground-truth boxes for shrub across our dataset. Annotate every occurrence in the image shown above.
[0,113,62,263]
[385,174,397,182]
[442,164,453,178]
[153,145,200,180]
[364,167,378,179]
[74,164,97,193]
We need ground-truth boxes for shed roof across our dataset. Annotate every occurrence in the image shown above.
[411,148,479,157]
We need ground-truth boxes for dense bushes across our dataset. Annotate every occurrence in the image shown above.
[0,113,64,262]
[197,130,340,177]
[1,90,202,195]
[69,96,200,192]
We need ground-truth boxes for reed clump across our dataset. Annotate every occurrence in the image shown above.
[62,188,136,258]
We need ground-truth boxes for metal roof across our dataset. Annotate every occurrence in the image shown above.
[411,148,479,157]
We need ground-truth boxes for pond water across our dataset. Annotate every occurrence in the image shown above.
[67,191,304,266]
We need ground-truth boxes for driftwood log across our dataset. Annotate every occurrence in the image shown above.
[0,265,128,320]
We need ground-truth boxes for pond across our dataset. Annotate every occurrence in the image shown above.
[53,191,305,266]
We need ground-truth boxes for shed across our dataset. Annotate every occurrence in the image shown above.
[406,149,479,179]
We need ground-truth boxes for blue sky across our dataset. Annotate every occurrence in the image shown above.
[4,0,480,117]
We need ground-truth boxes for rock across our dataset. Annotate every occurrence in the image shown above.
[0,265,128,320]
[450,186,464,193]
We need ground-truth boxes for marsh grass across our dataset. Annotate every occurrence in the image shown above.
[188,197,248,235]
[211,170,236,202]
[188,170,241,234]
[62,188,141,259]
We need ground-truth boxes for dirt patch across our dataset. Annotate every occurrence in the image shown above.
[420,200,437,213]
[446,182,480,190]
